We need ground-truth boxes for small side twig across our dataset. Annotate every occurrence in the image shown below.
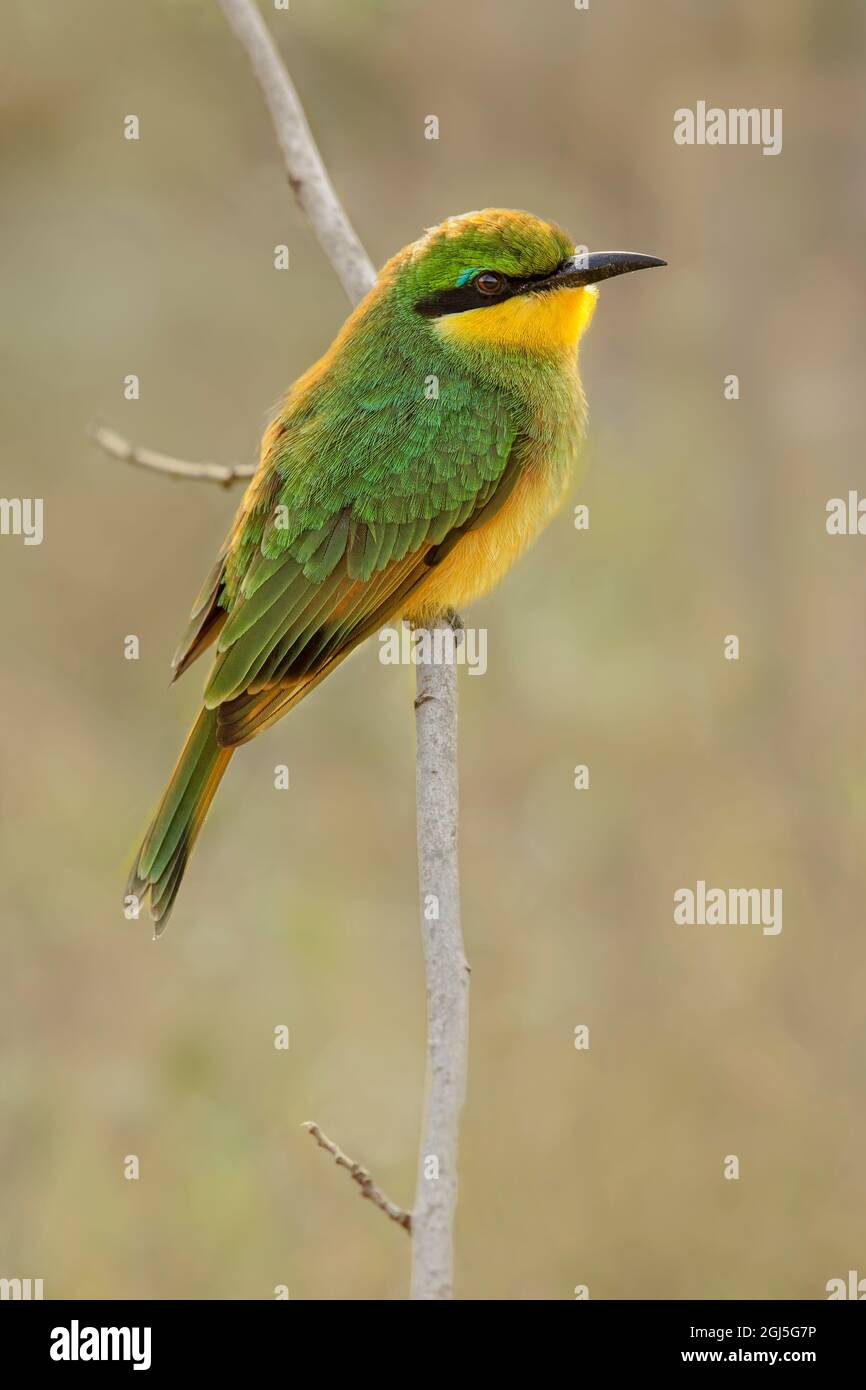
[302,1121,411,1233]
[88,424,255,487]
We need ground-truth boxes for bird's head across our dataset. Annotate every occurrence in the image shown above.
[388,208,664,357]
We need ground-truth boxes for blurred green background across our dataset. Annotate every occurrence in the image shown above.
[2,0,865,1300]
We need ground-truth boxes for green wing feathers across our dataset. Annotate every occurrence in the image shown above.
[128,350,519,927]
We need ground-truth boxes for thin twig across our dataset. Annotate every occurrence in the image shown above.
[88,424,255,486]
[302,1122,411,1232]
[411,621,468,1299]
[218,0,376,305]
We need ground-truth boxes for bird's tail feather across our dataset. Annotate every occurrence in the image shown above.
[126,707,232,934]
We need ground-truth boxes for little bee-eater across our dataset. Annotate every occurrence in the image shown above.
[127,208,664,929]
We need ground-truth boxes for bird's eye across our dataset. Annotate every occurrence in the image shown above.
[475,271,506,296]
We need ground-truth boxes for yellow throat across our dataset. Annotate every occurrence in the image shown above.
[434,282,599,354]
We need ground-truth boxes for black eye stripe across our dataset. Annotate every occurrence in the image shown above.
[415,263,565,318]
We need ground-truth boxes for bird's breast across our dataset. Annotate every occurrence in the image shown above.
[405,424,581,624]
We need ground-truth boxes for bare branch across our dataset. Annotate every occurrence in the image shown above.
[218,0,376,306]
[411,621,469,1299]
[302,1121,411,1233]
[88,424,255,487]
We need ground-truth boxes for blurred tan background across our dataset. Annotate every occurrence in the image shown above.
[2,0,865,1300]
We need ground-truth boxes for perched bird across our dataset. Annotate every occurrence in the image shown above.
[127,208,664,929]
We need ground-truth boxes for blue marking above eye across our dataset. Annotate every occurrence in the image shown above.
[456,268,481,288]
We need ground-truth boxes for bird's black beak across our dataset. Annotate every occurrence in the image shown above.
[544,251,667,290]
